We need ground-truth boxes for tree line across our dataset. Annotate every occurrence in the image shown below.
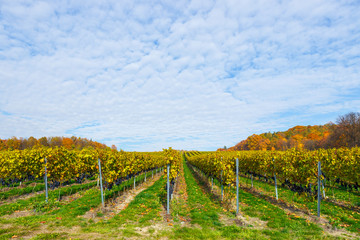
[0,136,112,151]
[220,112,360,151]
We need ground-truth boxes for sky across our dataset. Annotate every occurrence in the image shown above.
[1,0,360,151]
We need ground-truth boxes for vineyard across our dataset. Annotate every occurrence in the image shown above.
[187,148,360,196]
[0,147,359,239]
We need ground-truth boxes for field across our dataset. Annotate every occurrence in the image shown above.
[0,151,359,239]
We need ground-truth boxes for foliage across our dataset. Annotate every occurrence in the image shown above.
[163,147,181,181]
[0,147,171,189]
[225,124,333,151]
[224,112,360,151]
[0,136,108,151]
[188,148,360,193]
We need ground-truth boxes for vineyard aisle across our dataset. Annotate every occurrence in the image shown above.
[0,171,166,239]
[82,171,163,222]
[83,175,171,239]
[183,159,359,239]
[235,174,360,237]
[172,160,269,239]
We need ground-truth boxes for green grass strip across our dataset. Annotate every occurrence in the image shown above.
[0,184,45,200]
[0,181,96,216]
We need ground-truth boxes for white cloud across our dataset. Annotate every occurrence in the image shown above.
[0,0,359,151]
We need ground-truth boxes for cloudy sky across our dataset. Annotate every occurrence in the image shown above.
[1,1,359,151]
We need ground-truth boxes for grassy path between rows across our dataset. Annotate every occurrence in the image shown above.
[0,183,46,201]
[186,161,353,240]
[0,170,163,239]
[174,161,269,240]
[82,175,169,239]
[0,181,97,217]
[236,174,360,234]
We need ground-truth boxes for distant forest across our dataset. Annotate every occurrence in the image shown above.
[0,136,111,151]
[220,112,360,151]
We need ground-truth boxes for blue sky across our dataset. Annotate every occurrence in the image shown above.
[0,0,359,151]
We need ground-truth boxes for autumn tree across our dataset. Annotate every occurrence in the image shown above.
[328,112,360,148]
[0,139,6,150]
[49,137,62,148]
[62,137,74,149]
[39,137,49,147]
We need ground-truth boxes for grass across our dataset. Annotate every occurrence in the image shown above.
[0,170,161,239]
[238,174,360,234]
[83,174,168,238]
[0,183,45,200]
[0,181,97,216]
[185,161,346,240]
[171,161,271,239]
[170,153,191,223]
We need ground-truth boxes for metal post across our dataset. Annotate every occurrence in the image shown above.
[236,158,239,215]
[322,180,326,199]
[251,174,253,188]
[211,177,213,191]
[221,170,223,201]
[134,175,136,190]
[45,157,48,203]
[98,158,104,208]
[274,174,278,200]
[273,158,278,200]
[167,164,170,214]
[144,171,147,182]
[317,161,321,217]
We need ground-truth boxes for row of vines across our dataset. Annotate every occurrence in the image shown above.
[0,147,181,191]
[187,148,360,196]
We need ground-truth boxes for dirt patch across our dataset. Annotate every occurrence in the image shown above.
[60,192,82,203]
[4,209,36,219]
[325,198,360,213]
[63,226,108,240]
[82,173,162,222]
[134,223,171,237]
[219,213,267,229]
[13,222,109,240]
